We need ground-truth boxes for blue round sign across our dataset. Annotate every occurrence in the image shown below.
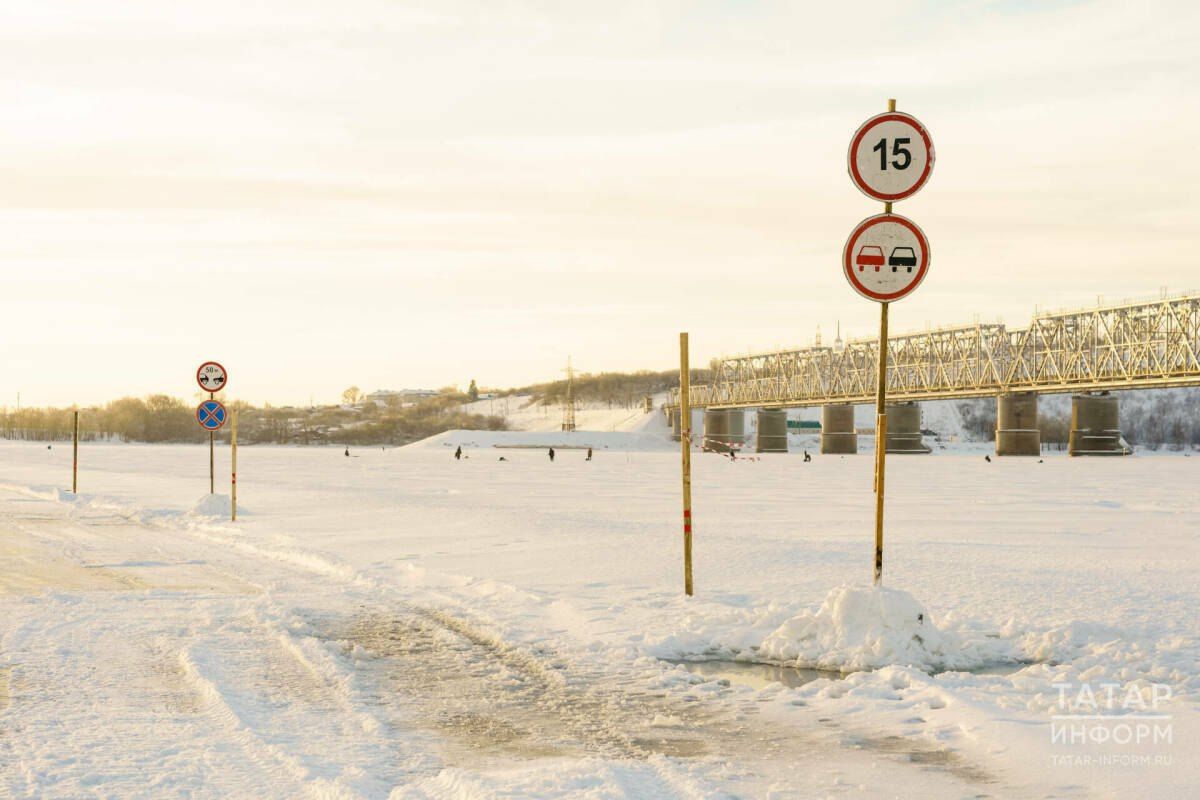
[196,400,228,431]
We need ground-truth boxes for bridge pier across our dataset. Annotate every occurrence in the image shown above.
[820,404,858,454]
[1069,393,1129,456]
[669,407,681,442]
[755,409,788,453]
[703,409,746,453]
[995,392,1040,456]
[885,402,931,454]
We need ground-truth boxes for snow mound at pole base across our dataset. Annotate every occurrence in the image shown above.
[189,493,232,518]
[758,585,998,673]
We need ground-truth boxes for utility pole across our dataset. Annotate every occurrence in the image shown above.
[561,356,577,432]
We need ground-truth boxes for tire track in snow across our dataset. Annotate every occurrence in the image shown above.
[320,606,778,766]
[1,485,1014,798]
[128,502,1014,794]
[178,641,380,800]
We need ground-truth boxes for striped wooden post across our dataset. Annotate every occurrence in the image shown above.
[680,332,694,596]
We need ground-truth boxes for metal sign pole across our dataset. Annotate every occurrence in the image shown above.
[844,96,934,586]
[872,97,897,586]
[874,301,889,585]
[679,332,694,597]
[231,411,238,521]
[209,392,215,495]
[870,97,900,585]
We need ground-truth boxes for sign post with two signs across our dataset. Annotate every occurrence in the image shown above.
[845,101,935,586]
[196,362,228,496]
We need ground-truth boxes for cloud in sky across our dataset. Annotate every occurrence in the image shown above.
[2,0,1198,405]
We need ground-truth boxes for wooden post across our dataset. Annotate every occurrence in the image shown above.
[72,410,79,494]
[679,332,694,597]
[231,411,238,521]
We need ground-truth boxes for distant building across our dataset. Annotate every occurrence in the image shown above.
[366,389,439,408]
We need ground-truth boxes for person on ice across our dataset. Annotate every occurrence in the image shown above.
[803,450,811,462]
[548,447,555,462]
[344,447,349,457]
[586,447,593,461]
[454,446,462,461]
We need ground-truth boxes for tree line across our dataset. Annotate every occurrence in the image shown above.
[1,393,506,446]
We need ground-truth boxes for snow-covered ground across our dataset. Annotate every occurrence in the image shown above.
[1,439,1196,798]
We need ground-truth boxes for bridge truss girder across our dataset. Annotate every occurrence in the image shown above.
[670,294,1200,410]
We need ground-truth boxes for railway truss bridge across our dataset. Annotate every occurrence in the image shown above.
[666,293,1200,456]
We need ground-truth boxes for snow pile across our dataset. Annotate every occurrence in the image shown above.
[189,493,232,518]
[758,585,1000,672]
[410,429,675,452]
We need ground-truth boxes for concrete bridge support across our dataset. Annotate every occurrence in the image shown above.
[1069,393,1129,456]
[755,409,789,453]
[703,409,746,453]
[996,392,1041,456]
[885,402,931,454]
[820,404,858,454]
[670,408,681,442]
[726,409,746,453]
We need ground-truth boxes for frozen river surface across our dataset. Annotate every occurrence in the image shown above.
[0,440,1196,798]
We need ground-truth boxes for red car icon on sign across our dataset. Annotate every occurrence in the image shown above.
[856,245,885,272]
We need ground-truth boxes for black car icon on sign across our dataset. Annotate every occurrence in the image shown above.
[889,247,917,272]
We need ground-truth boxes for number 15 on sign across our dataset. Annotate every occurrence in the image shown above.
[848,111,935,203]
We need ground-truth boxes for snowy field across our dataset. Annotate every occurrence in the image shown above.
[0,439,1196,798]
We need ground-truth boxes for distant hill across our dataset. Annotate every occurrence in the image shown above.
[503,368,713,411]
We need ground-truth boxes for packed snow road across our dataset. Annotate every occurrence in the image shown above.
[0,440,1196,798]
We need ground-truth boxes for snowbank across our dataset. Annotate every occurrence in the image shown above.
[758,585,1004,672]
[409,429,675,452]
[459,394,671,435]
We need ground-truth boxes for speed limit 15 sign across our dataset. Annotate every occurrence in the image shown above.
[848,111,934,202]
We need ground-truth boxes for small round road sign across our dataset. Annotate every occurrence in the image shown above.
[196,400,228,431]
[848,111,934,202]
[197,361,227,393]
[843,213,930,303]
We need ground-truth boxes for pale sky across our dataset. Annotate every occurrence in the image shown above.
[3,1,1199,407]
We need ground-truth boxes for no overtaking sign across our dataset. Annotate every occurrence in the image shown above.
[197,361,227,394]
[843,213,930,303]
